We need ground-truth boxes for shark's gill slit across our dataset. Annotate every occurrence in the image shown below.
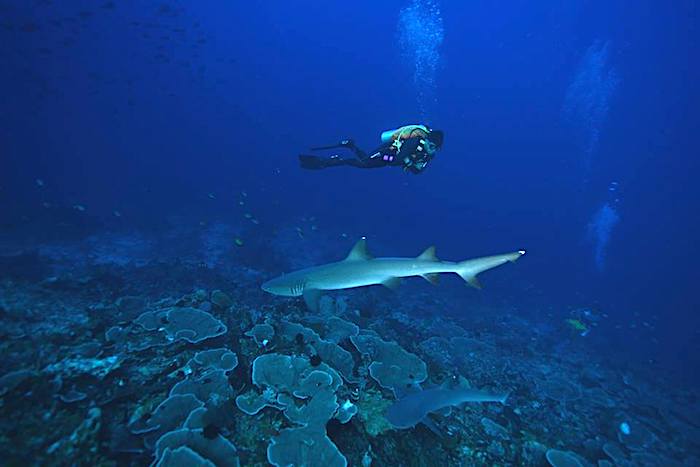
[290,279,306,295]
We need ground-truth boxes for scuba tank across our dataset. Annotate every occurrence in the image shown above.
[381,125,435,172]
[380,124,429,144]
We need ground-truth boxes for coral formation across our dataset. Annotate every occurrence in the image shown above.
[545,449,584,467]
[0,243,695,466]
[244,323,275,347]
[351,333,427,395]
[135,307,228,344]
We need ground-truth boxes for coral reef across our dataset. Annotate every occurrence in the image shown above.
[351,333,427,396]
[0,234,696,467]
[134,306,228,344]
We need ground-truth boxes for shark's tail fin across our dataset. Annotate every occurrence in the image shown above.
[456,250,525,289]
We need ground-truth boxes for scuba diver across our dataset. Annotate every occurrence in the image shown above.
[299,124,444,174]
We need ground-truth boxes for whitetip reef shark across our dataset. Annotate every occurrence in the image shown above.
[261,237,525,310]
[386,385,509,430]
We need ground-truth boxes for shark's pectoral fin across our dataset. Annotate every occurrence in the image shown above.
[434,406,452,417]
[421,273,440,285]
[420,415,444,437]
[302,288,322,311]
[466,276,482,289]
[382,277,401,291]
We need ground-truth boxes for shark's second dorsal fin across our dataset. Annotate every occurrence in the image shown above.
[345,237,372,261]
[417,246,438,261]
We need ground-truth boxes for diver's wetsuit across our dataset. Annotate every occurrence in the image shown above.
[299,132,435,175]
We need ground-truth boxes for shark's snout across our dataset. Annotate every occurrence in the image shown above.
[261,280,274,293]
[261,275,297,297]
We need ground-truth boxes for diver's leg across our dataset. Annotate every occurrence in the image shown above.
[311,139,369,160]
[299,154,386,170]
[346,157,387,169]
[299,154,358,170]
[344,140,369,160]
[299,154,331,170]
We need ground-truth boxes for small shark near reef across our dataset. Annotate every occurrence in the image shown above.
[261,237,525,310]
[386,385,509,429]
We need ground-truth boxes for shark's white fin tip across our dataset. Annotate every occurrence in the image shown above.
[509,250,526,262]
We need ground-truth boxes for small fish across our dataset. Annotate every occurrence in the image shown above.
[36,179,45,187]
[311,225,318,231]
[295,227,304,238]
[238,200,245,206]
[73,204,86,211]
[113,210,122,217]
[241,191,247,197]
[234,238,244,247]
[619,422,630,435]
[251,218,260,225]
[244,213,252,219]
[208,193,216,199]
[566,318,588,336]
[42,202,51,208]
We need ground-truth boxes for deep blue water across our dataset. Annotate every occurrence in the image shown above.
[1,1,698,465]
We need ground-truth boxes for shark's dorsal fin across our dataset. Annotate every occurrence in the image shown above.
[417,246,438,261]
[345,237,372,261]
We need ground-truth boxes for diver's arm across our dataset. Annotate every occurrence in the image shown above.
[398,137,430,174]
[397,137,421,158]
